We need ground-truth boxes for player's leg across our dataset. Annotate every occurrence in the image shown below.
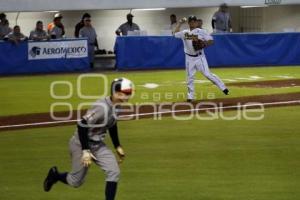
[93,144,120,200]
[186,56,197,101]
[65,137,89,188]
[197,55,229,95]
[43,136,88,192]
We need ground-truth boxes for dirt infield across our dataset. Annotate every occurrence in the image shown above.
[1,92,300,132]
[228,79,300,88]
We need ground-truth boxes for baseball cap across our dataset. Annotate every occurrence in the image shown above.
[111,78,133,95]
[127,13,134,18]
[188,15,197,22]
[54,13,63,19]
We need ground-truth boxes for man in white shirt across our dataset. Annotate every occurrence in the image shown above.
[174,15,229,102]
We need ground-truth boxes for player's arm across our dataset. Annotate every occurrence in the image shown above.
[174,17,186,34]
[109,123,125,163]
[77,118,90,150]
[78,108,104,167]
[77,118,97,167]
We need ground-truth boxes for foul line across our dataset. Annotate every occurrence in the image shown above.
[0,100,300,130]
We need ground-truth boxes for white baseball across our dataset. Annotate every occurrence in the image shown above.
[180,17,187,23]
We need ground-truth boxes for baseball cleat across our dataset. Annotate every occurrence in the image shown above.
[223,88,229,95]
[43,166,58,192]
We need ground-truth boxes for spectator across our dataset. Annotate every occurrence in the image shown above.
[48,13,65,39]
[115,13,140,36]
[4,25,27,44]
[197,19,203,29]
[0,13,6,22]
[29,21,49,41]
[0,19,12,40]
[0,13,8,39]
[74,13,91,38]
[79,16,99,69]
[212,3,232,33]
[169,14,178,33]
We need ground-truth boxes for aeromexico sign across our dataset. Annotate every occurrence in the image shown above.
[28,40,88,60]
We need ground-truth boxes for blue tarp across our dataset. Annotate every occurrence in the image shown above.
[0,38,90,75]
[115,36,184,70]
[115,33,300,70]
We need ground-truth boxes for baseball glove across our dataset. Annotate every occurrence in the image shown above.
[192,39,206,51]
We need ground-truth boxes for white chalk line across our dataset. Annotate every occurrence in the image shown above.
[0,100,300,129]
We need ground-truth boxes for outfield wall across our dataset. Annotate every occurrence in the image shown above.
[115,33,300,70]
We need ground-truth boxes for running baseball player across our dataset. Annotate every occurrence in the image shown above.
[43,78,133,200]
[174,15,229,102]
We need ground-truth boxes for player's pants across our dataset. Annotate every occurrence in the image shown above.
[185,54,226,100]
[66,136,120,188]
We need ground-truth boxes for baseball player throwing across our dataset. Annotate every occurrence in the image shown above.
[43,78,133,200]
[174,16,229,102]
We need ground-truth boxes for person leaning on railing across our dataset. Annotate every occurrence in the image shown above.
[29,21,50,41]
[4,25,28,44]
[48,13,65,39]
[115,13,140,36]
[0,19,12,40]
[74,13,91,38]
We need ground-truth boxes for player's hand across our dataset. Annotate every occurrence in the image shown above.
[116,146,125,164]
[81,150,97,167]
[179,17,187,24]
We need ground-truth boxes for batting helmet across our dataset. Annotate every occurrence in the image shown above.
[111,78,133,95]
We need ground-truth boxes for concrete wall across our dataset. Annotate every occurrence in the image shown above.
[262,5,300,32]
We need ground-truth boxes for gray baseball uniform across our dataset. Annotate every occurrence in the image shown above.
[79,26,97,62]
[29,29,48,40]
[66,97,120,187]
[212,11,231,33]
[116,22,140,36]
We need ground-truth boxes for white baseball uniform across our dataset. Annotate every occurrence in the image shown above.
[175,28,226,100]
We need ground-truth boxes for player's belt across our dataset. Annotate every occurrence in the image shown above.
[185,52,201,57]
[89,139,102,144]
